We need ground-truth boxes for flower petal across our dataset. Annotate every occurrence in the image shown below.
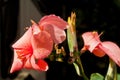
[12,27,32,49]
[37,59,48,71]
[32,25,53,59]
[99,41,120,66]
[10,50,23,73]
[30,55,48,71]
[39,15,68,30]
[43,24,66,44]
[11,27,33,73]
[82,31,101,52]
[92,46,106,57]
[24,58,32,69]
[12,27,33,59]
[31,21,41,35]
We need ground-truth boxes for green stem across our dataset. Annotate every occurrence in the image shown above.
[75,55,89,80]
[105,58,117,80]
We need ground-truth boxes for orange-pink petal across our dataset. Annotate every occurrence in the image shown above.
[10,50,24,73]
[38,15,68,44]
[39,15,68,30]
[32,25,53,59]
[30,55,48,71]
[12,27,32,50]
[23,55,48,71]
[92,46,106,57]
[37,59,48,71]
[99,41,120,66]
[81,31,101,52]
[10,27,33,73]
[42,23,66,44]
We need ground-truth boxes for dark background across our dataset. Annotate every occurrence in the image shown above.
[0,0,19,79]
[1,0,120,80]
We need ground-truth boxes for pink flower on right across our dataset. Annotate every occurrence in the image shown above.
[81,31,120,67]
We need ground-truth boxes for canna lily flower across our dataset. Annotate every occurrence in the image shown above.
[81,31,120,67]
[10,15,68,73]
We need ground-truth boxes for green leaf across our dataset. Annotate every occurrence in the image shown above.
[73,62,80,76]
[90,73,104,80]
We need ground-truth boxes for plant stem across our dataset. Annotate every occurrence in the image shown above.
[75,54,89,80]
[105,58,117,80]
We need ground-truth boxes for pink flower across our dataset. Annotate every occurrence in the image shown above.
[38,15,68,44]
[10,15,68,73]
[81,31,120,67]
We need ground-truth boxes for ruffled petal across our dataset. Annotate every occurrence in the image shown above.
[99,41,120,66]
[82,31,101,52]
[43,24,66,44]
[39,14,68,30]
[32,25,53,59]
[10,50,23,73]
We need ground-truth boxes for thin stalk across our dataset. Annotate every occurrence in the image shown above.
[67,12,89,80]
[75,54,89,80]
